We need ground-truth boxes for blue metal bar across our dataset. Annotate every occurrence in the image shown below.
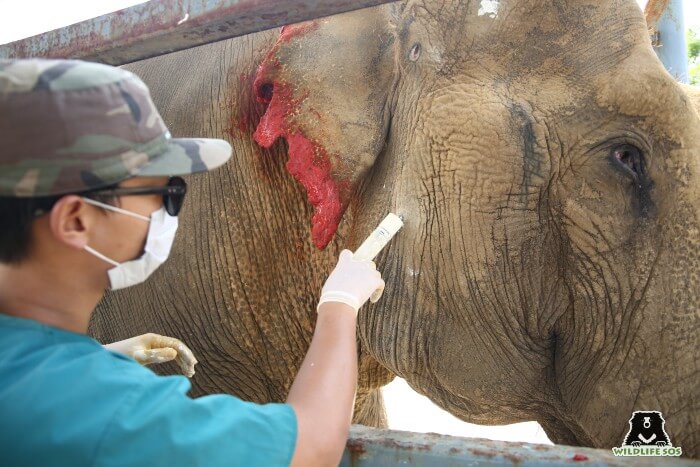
[651,0,690,83]
[341,425,695,466]
[0,0,397,66]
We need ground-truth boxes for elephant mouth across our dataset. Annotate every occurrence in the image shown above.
[252,66,344,250]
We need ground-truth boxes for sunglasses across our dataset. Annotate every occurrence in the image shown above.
[87,176,188,216]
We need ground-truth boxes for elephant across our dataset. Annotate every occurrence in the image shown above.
[90,0,700,456]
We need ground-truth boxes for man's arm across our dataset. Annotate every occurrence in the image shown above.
[286,250,385,467]
[287,302,358,466]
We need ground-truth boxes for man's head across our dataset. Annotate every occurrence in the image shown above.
[0,59,232,292]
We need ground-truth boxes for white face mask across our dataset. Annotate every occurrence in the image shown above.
[82,198,179,290]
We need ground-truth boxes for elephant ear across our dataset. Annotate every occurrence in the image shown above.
[252,6,396,249]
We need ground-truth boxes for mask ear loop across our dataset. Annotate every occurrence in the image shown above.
[84,245,120,267]
[82,197,151,222]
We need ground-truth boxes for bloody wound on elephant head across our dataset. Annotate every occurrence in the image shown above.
[253,22,346,249]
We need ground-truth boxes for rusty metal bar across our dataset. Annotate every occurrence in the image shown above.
[0,0,397,65]
[645,0,671,31]
[645,0,689,83]
[342,425,695,466]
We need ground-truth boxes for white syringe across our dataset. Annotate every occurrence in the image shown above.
[353,213,404,261]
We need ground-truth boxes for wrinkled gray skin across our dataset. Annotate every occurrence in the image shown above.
[91,28,390,426]
[91,0,700,455]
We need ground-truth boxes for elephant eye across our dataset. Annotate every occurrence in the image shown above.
[409,43,421,62]
[609,143,654,216]
[612,144,646,182]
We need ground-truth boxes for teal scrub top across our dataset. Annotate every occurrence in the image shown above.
[0,314,297,467]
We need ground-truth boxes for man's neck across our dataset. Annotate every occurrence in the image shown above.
[0,260,104,334]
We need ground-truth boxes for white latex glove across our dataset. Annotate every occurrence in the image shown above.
[318,249,385,314]
[104,333,198,377]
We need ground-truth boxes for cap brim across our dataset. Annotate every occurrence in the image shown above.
[134,138,232,177]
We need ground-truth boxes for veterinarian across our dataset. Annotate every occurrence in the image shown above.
[0,59,385,466]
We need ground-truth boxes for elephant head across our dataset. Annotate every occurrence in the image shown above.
[252,0,699,454]
[252,14,397,248]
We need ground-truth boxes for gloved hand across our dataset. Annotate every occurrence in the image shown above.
[103,333,198,377]
[318,249,385,314]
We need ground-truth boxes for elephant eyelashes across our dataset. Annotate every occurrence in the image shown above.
[409,43,421,61]
[612,144,646,184]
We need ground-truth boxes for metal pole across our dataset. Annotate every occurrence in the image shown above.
[342,425,693,466]
[646,0,689,83]
[0,0,398,66]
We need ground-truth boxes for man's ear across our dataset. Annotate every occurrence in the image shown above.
[48,195,91,250]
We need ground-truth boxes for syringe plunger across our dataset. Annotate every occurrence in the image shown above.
[353,213,404,261]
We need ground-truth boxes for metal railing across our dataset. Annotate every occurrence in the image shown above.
[0,0,397,65]
[342,425,695,466]
[0,0,690,82]
[645,0,689,83]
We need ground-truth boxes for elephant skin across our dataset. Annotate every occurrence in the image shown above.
[91,0,699,456]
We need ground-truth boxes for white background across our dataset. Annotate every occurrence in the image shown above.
[0,0,698,44]
[1,0,696,445]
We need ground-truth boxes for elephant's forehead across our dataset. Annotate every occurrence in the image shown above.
[592,45,699,145]
[413,85,517,165]
[408,0,647,80]
[413,81,553,145]
[406,82,551,212]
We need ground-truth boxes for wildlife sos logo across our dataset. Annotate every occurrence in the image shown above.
[612,411,682,457]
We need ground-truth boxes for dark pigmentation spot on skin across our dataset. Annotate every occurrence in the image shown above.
[509,104,541,205]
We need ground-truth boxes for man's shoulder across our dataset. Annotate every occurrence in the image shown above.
[0,313,97,363]
[0,313,158,404]
[0,314,131,378]
[0,314,182,466]
[0,313,182,390]
[0,314,297,466]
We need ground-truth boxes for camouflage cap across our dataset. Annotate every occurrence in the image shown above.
[0,58,232,197]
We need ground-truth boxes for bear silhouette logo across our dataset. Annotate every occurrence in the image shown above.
[622,411,672,447]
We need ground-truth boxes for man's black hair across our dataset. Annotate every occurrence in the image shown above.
[0,191,117,265]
